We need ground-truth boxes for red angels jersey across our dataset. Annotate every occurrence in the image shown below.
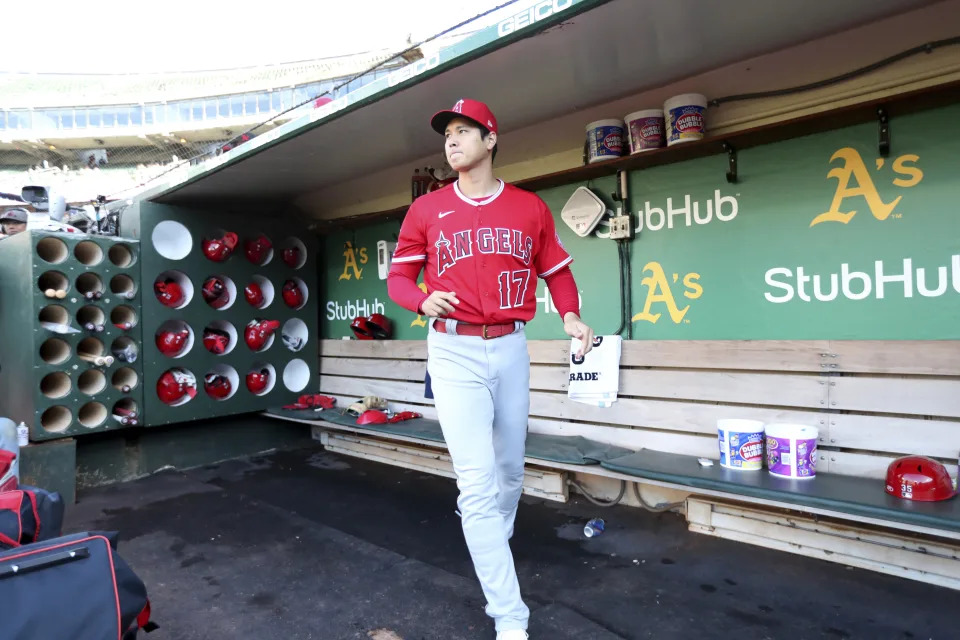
[392,179,572,324]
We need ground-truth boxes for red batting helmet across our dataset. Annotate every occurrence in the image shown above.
[356,409,389,425]
[204,373,232,400]
[281,280,305,308]
[202,327,231,355]
[350,313,393,340]
[154,279,184,308]
[885,456,956,502]
[202,276,230,309]
[202,231,239,262]
[246,368,270,394]
[282,246,301,268]
[245,234,272,265]
[245,319,281,351]
[156,328,190,357]
[244,282,265,307]
[156,369,197,405]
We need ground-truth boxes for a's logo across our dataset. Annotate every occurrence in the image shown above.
[811,147,923,227]
[452,99,464,113]
[338,241,368,281]
[632,261,703,324]
[438,210,456,218]
[411,282,429,328]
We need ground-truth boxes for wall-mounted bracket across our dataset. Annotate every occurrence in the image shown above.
[878,107,890,158]
[722,142,738,184]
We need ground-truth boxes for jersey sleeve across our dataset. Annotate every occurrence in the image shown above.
[533,197,573,277]
[391,202,427,267]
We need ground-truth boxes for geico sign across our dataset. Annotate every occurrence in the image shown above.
[387,55,441,87]
[498,0,574,37]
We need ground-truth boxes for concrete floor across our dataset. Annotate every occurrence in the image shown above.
[65,444,955,640]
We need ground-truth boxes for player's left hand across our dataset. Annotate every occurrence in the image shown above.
[563,313,595,357]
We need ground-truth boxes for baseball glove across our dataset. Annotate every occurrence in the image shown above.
[361,395,388,410]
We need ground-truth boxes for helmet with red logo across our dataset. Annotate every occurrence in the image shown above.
[245,234,272,265]
[245,319,281,351]
[356,409,389,425]
[350,313,392,340]
[204,373,232,400]
[281,280,305,308]
[885,455,956,502]
[282,246,301,268]
[202,231,239,262]
[202,327,231,354]
[202,276,230,309]
[154,279,184,308]
[244,282,265,307]
[156,328,190,357]
[156,369,197,405]
[246,368,271,394]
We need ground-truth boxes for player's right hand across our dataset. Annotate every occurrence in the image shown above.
[420,291,459,317]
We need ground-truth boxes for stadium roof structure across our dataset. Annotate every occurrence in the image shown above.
[0,51,399,109]
[131,0,941,209]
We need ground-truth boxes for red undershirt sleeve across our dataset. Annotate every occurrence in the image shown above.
[387,261,429,314]
[542,265,580,319]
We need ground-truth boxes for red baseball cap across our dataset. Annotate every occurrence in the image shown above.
[431,99,498,136]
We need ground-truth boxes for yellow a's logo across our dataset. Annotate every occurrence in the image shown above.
[632,262,703,325]
[339,241,368,281]
[411,283,429,328]
[811,148,923,227]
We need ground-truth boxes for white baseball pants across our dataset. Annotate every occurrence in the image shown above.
[427,319,530,633]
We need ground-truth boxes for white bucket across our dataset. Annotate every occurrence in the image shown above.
[624,109,665,153]
[585,119,624,164]
[765,423,819,479]
[717,419,765,471]
[664,93,707,146]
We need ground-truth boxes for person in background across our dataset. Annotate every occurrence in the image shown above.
[0,208,29,239]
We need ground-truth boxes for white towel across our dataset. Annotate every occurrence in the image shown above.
[567,335,622,407]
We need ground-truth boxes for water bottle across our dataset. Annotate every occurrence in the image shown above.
[583,518,605,538]
[16,422,28,448]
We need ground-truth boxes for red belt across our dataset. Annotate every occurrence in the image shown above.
[434,319,517,340]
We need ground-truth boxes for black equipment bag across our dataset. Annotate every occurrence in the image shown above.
[0,485,64,549]
[0,531,156,640]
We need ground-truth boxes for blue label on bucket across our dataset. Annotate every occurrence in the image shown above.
[587,125,623,161]
[667,105,705,143]
[719,430,763,469]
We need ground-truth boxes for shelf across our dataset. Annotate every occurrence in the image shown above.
[317,80,960,232]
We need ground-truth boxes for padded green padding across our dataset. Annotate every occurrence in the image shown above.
[266,407,632,465]
[601,449,960,533]
[523,433,634,465]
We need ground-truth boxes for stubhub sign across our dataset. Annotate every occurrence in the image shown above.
[498,0,574,37]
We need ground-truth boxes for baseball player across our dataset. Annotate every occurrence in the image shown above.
[387,99,594,639]
[0,208,29,239]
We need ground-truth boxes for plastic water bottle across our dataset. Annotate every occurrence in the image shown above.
[584,518,605,538]
[16,422,28,448]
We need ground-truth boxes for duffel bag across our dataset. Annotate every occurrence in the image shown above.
[0,531,157,640]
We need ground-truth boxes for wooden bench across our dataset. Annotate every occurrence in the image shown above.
[268,337,960,589]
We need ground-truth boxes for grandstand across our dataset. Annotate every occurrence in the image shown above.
[0,48,424,204]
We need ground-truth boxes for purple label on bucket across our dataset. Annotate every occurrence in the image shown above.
[767,436,818,477]
[627,117,665,152]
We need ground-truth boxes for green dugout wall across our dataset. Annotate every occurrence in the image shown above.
[320,104,960,341]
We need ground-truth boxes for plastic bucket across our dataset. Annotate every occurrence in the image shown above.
[585,119,624,164]
[717,419,765,471]
[766,423,819,479]
[624,109,665,153]
[664,93,707,146]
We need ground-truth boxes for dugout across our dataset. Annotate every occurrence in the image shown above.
[25,0,960,590]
